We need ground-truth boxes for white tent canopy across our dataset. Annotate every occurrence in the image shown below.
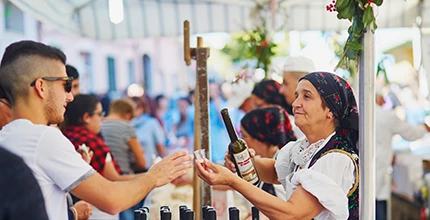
[10,0,423,40]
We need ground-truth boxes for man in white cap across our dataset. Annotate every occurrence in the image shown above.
[278,56,316,138]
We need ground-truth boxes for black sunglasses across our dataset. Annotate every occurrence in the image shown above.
[30,77,74,93]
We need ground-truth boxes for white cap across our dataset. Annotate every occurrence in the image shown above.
[226,80,255,109]
[283,56,316,73]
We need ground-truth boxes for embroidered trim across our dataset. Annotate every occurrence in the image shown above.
[319,149,359,196]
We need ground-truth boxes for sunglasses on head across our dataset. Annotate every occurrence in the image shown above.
[30,77,74,93]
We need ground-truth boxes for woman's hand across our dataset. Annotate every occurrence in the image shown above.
[195,159,237,186]
[73,200,92,220]
[224,149,256,173]
[77,146,93,164]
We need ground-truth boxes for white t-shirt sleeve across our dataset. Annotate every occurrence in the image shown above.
[37,127,95,192]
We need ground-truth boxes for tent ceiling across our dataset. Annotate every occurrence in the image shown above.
[10,0,423,40]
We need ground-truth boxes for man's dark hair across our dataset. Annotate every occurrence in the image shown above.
[0,40,67,105]
[154,94,165,108]
[66,64,79,79]
[0,40,66,67]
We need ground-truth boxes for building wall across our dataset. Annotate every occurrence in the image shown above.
[0,1,191,97]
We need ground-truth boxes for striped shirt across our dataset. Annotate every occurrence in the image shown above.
[100,120,137,173]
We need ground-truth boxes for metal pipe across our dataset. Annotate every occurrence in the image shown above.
[358,27,376,220]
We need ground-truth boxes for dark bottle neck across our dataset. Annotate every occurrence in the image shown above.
[221,108,238,142]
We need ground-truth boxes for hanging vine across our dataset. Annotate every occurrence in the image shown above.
[327,0,383,70]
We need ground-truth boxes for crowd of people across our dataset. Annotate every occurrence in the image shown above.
[0,40,364,220]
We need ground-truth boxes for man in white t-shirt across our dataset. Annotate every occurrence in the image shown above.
[0,40,192,220]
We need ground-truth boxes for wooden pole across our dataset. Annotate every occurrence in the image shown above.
[184,21,191,66]
[184,21,211,218]
[195,37,212,207]
[193,86,201,220]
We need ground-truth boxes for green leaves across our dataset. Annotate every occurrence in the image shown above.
[332,0,382,70]
[374,0,383,6]
[363,7,374,31]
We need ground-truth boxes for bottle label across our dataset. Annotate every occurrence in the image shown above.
[233,150,259,185]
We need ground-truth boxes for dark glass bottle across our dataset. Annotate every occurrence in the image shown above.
[252,206,260,220]
[228,207,240,220]
[221,108,260,185]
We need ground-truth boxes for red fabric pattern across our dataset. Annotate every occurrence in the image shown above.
[64,125,122,174]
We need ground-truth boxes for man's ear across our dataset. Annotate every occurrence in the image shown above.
[33,79,47,99]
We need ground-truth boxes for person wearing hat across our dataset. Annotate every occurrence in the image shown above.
[240,106,295,199]
[250,80,296,143]
[251,80,291,111]
[196,72,359,219]
[375,86,430,220]
[278,56,316,139]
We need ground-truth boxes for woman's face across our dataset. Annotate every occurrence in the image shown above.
[240,125,264,156]
[177,99,190,116]
[250,94,270,109]
[85,103,104,134]
[292,80,331,130]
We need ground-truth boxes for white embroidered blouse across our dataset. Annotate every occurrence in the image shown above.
[274,133,356,220]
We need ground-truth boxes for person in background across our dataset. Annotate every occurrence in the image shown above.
[196,72,359,219]
[131,96,167,169]
[66,64,80,96]
[375,87,430,220]
[238,106,293,218]
[154,94,169,130]
[170,97,193,152]
[250,79,296,143]
[226,79,255,133]
[251,79,290,111]
[208,81,230,164]
[101,99,147,220]
[278,56,316,139]
[101,99,146,173]
[0,147,49,220]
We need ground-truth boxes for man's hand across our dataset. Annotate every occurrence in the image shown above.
[146,150,192,187]
[73,200,92,220]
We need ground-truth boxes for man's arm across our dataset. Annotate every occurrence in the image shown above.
[70,150,192,215]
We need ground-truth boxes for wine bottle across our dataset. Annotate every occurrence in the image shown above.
[161,210,172,220]
[228,207,239,220]
[179,205,188,220]
[221,108,260,185]
[139,207,149,220]
[252,207,259,220]
[184,209,195,220]
[160,206,170,220]
[202,206,209,220]
[207,208,217,220]
[134,210,143,220]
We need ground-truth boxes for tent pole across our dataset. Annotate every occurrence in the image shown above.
[358,27,376,220]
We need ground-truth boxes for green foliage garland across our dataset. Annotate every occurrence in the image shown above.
[326,0,383,70]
